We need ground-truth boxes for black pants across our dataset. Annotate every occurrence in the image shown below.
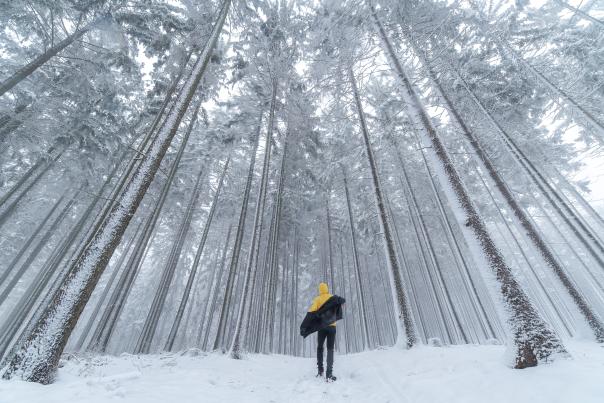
[317,326,336,375]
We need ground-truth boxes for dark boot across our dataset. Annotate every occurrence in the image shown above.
[326,349,336,381]
[317,346,324,377]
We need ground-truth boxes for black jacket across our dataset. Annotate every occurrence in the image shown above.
[299,295,346,338]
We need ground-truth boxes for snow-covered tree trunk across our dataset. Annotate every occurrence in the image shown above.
[201,225,233,349]
[373,9,566,368]
[407,36,604,342]
[165,157,230,351]
[1,0,231,383]
[0,18,101,96]
[135,126,208,354]
[213,113,262,351]
[230,82,277,359]
[0,149,65,229]
[342,166,372,348]
[348,66,417,349]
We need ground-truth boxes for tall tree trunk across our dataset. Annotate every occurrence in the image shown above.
[201,225,233,349]
[0,148,65,229]
[1,0,230,383]
[341,167,372,348]
[263,129,289,353]
[407,132,500,340]
[134,143,208,354]
[213,112,262,351]
[73,220,144,351]
[88,93,199,353]
[231,83,277,358]
[407,36,604,342]
[373,10,566,368]
[348,66,417,348]
[0,18,101,96]
[0,195,64,288]
[326,192,335,292]
[164,157,230,351]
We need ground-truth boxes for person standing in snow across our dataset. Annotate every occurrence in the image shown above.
[299,282,345,382]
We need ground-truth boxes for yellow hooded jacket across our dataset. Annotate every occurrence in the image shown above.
[308,282,336,327]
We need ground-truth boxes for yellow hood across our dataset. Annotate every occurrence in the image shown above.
[319,282,329,295]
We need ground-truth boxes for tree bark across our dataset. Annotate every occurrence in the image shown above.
[213,112,262,351]
[0,18,100,96]
[348,66,417,348]
[164,157,230,351]
[231,83,277,358]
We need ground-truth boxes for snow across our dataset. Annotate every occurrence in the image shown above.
[3,341,604,403]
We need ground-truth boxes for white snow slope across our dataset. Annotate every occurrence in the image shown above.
[2,341,604,403]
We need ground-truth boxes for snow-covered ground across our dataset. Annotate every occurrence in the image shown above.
[2,341,604,403]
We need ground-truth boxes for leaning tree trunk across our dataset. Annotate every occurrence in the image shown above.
[88,93,200,353]
[0,193,77,305]
[0,18,101,96]
[201,226,233,349]
[266,130,290,353]
[0,195,64,289]
[213,112,262,351]
[230,82,277,359]
[348,66,417,349]
[164,157,230,351]
[341,167,372,348]
[406,35,604,342]
[0,148,65,229]
[134,140,208,354]
[1,0,230,383]
[373,10,566,368]
[0,142,64,210]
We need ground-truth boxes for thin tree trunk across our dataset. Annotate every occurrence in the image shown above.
[164,157,230,351]
[264,130,289,353]
[0,194,76,305]
[0,195,64,288]
[135,143,208,354]
[213,112,262,351]
[449,64,604,267]
[0,19,100,96]
[348,66,417,348]
[201,225,233,349]
[342,167,372,348]
[0,149,65,229]
[231,83,277,358]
